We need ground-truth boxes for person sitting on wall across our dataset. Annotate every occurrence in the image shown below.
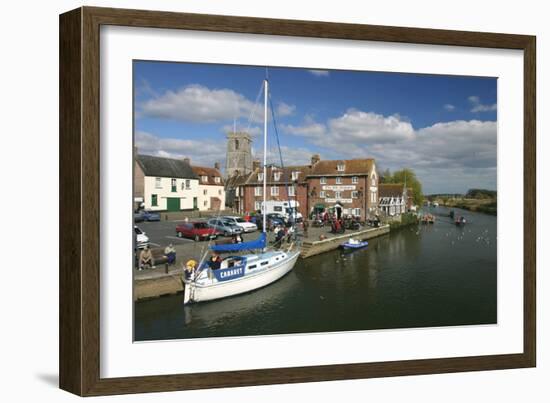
[164,243,176,265]
[139,245,155,270]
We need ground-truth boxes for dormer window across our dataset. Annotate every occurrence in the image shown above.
[274,171,281,181]
[214,177,221,184]
[337,162,345,172]
[258,173,264,181]
[202,175,208,182]
[291,171,299,181]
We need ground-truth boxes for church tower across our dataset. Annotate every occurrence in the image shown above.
[225,131,252,177]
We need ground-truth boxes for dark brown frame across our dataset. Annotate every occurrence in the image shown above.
[59,6,536,396]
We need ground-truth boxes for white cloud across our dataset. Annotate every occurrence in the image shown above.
[279,110,496,193]
[308,70,330,77]
[328,109,415,143]
[444,104,455,111]
[135,130,226,168]
[221,124,262,137]
[140,84,263,123]
[281,116,327,138]
[276,102,296,117]
[468,95,497,113]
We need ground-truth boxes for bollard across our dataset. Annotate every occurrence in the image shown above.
[165,262,169,274]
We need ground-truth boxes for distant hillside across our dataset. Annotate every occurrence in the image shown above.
[465,189,497,199]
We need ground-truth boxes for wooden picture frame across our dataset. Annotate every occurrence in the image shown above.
[59,6,536,396]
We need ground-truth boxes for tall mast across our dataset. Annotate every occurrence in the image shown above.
[263,79,268,233]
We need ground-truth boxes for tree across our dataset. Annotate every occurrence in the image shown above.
[379,168,392,184]
[385,168,424,206]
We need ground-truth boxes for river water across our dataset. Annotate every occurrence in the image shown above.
[134,206,496,341]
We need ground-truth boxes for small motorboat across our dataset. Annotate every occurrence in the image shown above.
[455,216,466,226]
[341,238,369,250]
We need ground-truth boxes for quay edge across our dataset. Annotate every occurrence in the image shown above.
[300,224,390,258]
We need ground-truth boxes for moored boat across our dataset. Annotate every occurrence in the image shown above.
[183,76,300,305]
[341,238,369,250]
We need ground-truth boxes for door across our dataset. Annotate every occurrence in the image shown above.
[193,197,198,210]
[166,197,180,212]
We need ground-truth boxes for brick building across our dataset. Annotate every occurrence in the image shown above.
[306,155,379,220]
[226,154,379,220]
[225,160,310,217]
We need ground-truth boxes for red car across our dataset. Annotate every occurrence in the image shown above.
[176,221,221,241]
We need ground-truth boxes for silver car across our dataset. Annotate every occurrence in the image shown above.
[207,218,244,237]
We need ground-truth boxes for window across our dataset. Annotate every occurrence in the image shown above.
[352,191,358,198]
[254,201,261,211]
[202,175,208,182]
[352,176,358,184]
[353,208,361,216]
[271,186,279,196]
[235,139,239,150]
[274,171,281,181]
[320,191,326,198]
[204,200,207,206]
[291,171,299,181]
[371,173,376,186]
[258,173,264,181]
[335,191,342,199]
[288,186,295,197]
[320,177,327,184]
[336,177,342,184]
[214,177,221,184]
[151,194,158,207]
[203,189,207,195]
[170,178,177,192]
[155,177,162,189]
[218,189,222,196]
[185,179,190,189]
[255,186,262,196]
[337,163,345,171]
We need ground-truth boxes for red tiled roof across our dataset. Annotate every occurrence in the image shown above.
[191,166,224,186]
[308,158,374,176]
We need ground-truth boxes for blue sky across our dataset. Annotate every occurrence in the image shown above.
[134,61,497,194]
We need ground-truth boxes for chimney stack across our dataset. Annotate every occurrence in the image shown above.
[252,159,261,171]
[311,154,321,165]
[214,162,220,170]
[183,157,191,165]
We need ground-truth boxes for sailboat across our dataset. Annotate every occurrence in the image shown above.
[183,78,301,304]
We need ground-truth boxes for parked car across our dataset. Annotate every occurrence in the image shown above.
[207,218,243,237]
[266,213,287,227]
[142,210,161,221]
[222,216,258,233]
[133,211,144,222]
[134,225,149,248]
[176,221,220,241]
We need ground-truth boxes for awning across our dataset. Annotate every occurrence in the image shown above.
[314,203,325,209]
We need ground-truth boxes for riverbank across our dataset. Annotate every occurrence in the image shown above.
[433,198,497,215]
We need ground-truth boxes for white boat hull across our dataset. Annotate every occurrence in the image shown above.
[185,250,300,303]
